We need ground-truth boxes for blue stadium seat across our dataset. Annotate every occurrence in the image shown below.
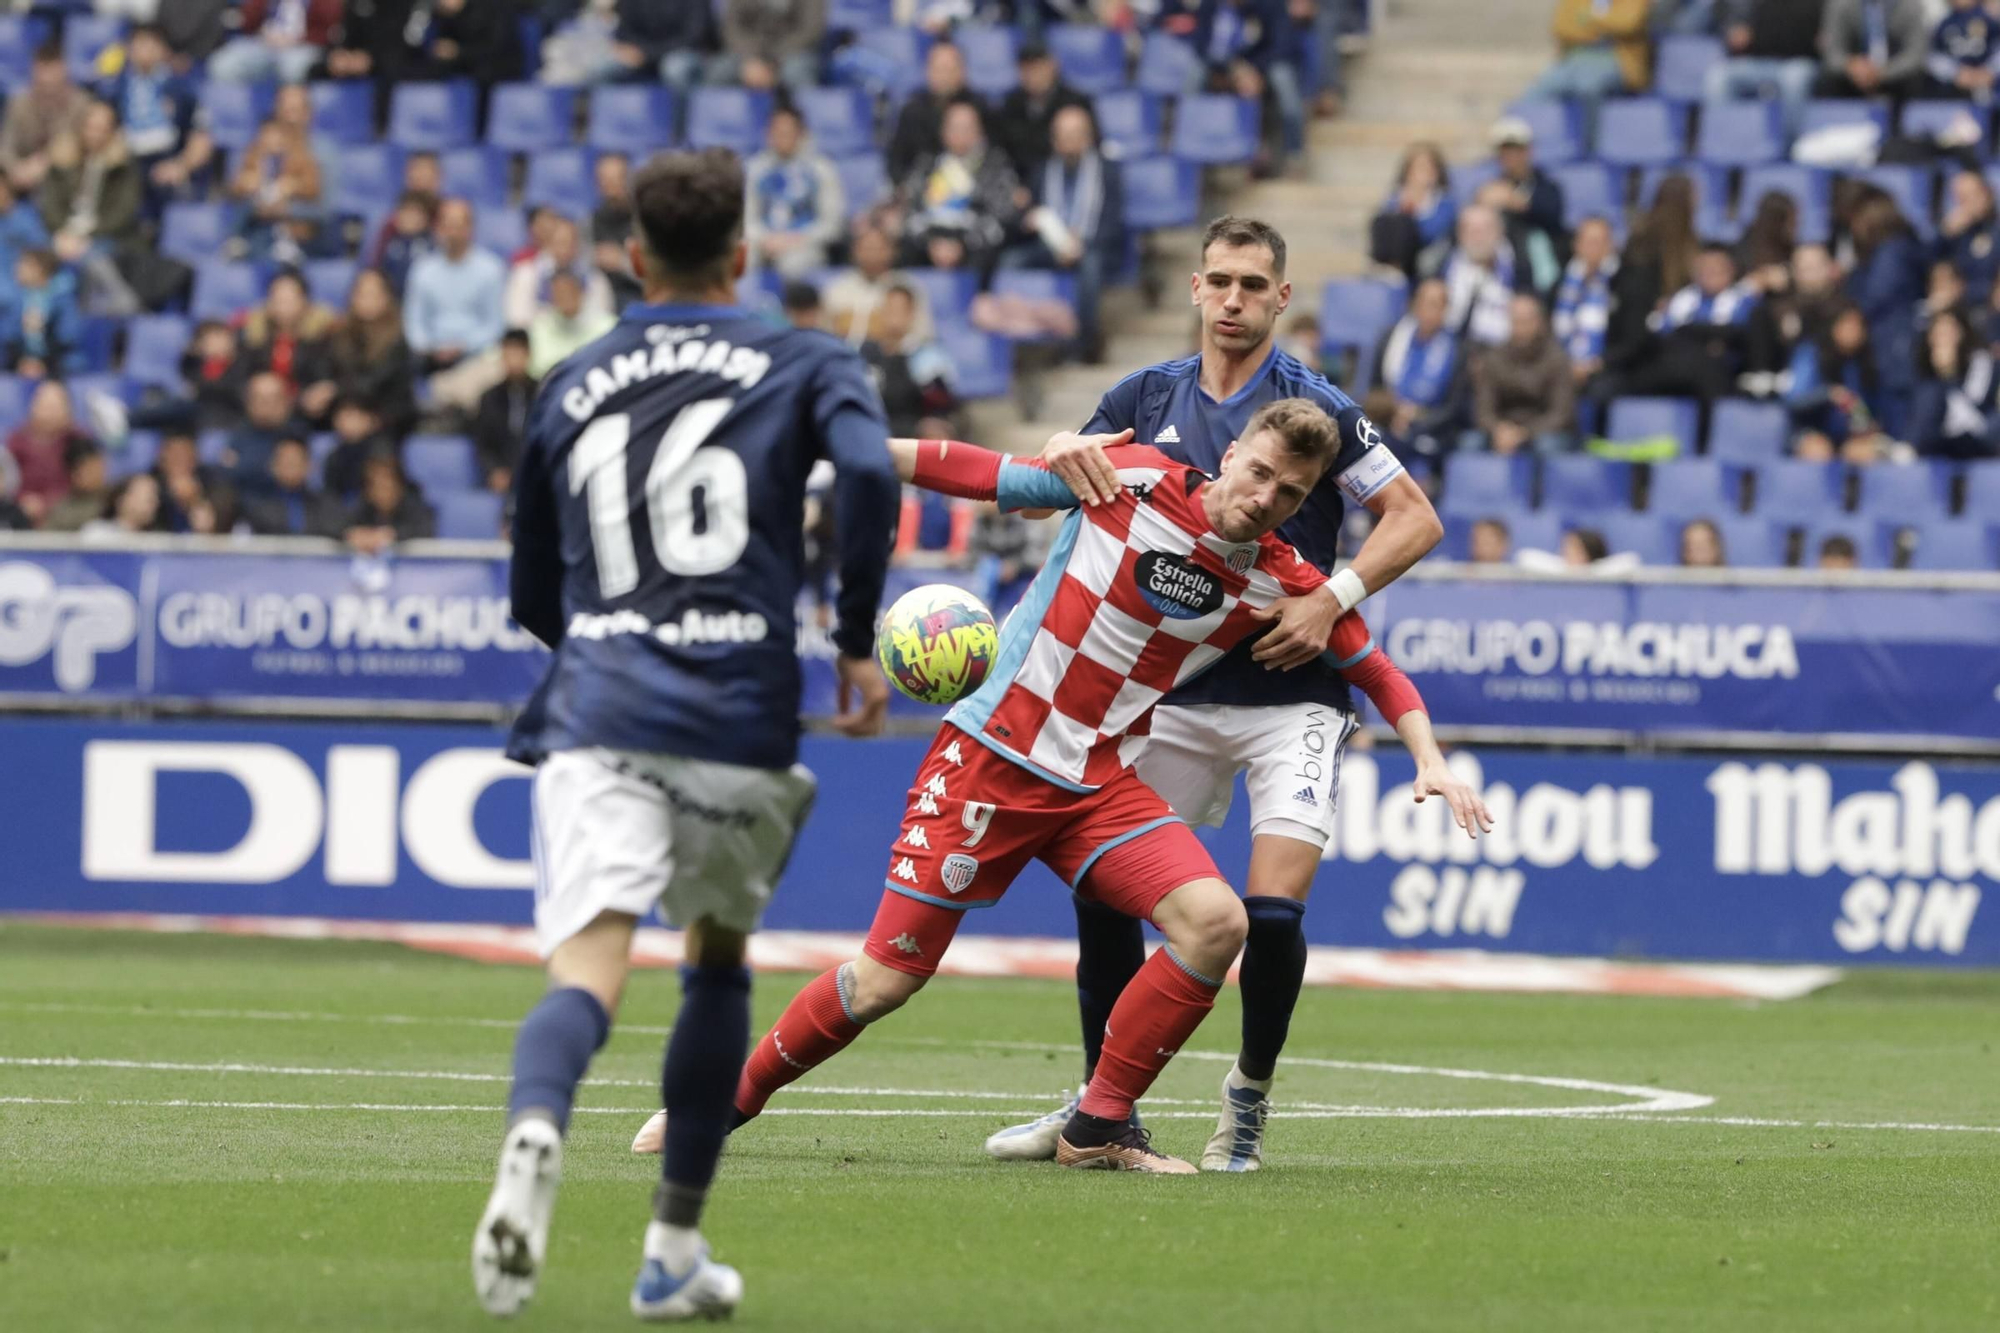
[190,262,269,321]
[388,82,479,151]
[1800,99,1889,139]
[436,490,505,541]
[523,148,598,211]
[833,153,888,219]
[197,81,276,152]
[305,259,357,308]
[309,433,340,489]
[1137,31,1202,99]
[828,0,893,26]
[1855,461,1950,518]
[194,428,230,465]
[309,81,376,145]
[957,24,1021,98]
[1696,100,1783,166]
[123,316,190,389]
[1713,515,1785,567]
[587,85,676,156]
[1594,99,1686,167]
[1450,158,1503,209]
[63,14,121,84]
[1653,34,1724,103]
[403,435,480,496]
[1440,453,1532,517]
[1607,396,1700,455]
[486,83,576,153]
[1596,513,1676,564]
[795,86,874,159]
[1317,278,1407,358]
[0,16,40,87]
[1503,510,1564,556]
[1738,164,1833,243]
[1706,398,1792,465]
[1170,95,1259,164]
[1753,459,1844,523]
[1901,99,1987,153]
[330,143,405,218]
[1120,157,1198,229]
[1046,23,1126,96]
[1095,90,1162,160]
[70,373,133,421]
[0,375,24,426]
[1505,100,1584,164]
[159,202,235,266]
[1908,519,1999,570]
[1551,162,1620,231]
[475,208,528,257]
[116,431,161,480]
[852,28,930,99]
[1646,458,1738,517]
[1540,456,1632,512]
[1964,460,2000,516]
[903,267,977,324]
[989,270,1078,341]
[440,146,510,209]
[686,88,771,158]
[1854,165,1934,238]
[1800,518,1893,567]
[939,325,1011,399]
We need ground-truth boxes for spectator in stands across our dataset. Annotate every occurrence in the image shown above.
[345,450,437,554]
[323,397,394,499]
[1845,188,1925,435]
[1704,0,1824,139]
[744,107,847,280]
[41,100,145,316]
[860,281,958,438]
[86,472,162,537]
[592,152,634,247]
[5,379,91,524]
[245,435,345,538]
[995,43,1091,180]
[1005,105,1123,365]
[370,192,438,299]
[325,0,425,100]
[208,0,345,84]
[605,0,719,91]
[1922,257,1968,330]
[475,330,536,494]
[898,99,1021,275]
[423,0,528,91]
[1553,215,1617,390]
[1474,178,1561,297]
[1524,0,1652,115]
[1791,300,1886,461]
[104,24,197,216]
[529,269,616,378]
[1926,0,1999,100]
[1939,169,2000,300]
[0,47,90,195]
[152,429,233,533]
[1467,293,1576,454]
[41,440,110,533]
[781,280,823,329]
[1817,0,1927,100]
[888,41,979,183]
[0,177,48,273]
[1738,192,1798,282]
[183,320,249,431]
[1192,0,1308,170]
[1489,116,1566,256]
[228,113,324,264]
[504,214,613,330]
[1433,204,1526,347]
[241,270,338,424]
[328,268,417,438]
[1641,243,1761,400]
[1371,142,1455,281]
[1560,527,1615,567]
[1468,517,1512,564]
[404,198,508,410]
[1912,306,2000,458]
[3,248,80,377]
[1599,174,1699,398]
[825,223,924,346]
[1816,533,1859,568]
[1679,518,1727,567]
[1746,241,1841,381]
[712,0,826,90]
[1369,276,1463,450]
[158,1,235,67]
[226,371,305,494]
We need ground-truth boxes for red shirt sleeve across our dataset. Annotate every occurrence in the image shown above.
[1325,610,1426,724]
[1255,535,1330,597]
[908,438,1004,500]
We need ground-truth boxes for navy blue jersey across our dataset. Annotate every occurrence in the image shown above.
[1082,346,1404,710]
[507,301,898,770]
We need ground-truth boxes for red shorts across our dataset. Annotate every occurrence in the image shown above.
[863,727,1219,977]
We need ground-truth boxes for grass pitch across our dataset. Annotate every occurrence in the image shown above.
[1,922,1997,1332]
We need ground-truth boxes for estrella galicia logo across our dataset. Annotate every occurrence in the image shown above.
[1134,552,1222,620]
[0,561,138,691]
[940,853,979,894]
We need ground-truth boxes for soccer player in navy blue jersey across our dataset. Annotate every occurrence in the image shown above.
[472,148,900,1321]
[986,215,1447,1171]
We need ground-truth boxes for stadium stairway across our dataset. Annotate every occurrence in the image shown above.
[969,0,1552,455]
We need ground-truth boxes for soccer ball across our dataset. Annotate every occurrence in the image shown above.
[875,584,999,706]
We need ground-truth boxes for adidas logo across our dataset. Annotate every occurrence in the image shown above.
[1155,424,1181,444]
[888,933,923,956]
[1292,787,1318,807]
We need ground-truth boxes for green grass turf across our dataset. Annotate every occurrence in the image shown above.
[2,921,1997,1332]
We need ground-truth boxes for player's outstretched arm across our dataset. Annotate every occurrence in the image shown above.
[821,405,901,738]
[1395,709,1494,841]
[1327,622,1493,840]
[887,434,1129,511]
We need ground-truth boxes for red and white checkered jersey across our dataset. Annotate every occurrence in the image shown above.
[943,444,1328,790]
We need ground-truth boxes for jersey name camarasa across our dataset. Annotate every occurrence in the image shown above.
[1082,345,1403,711]
[943,444,1330,791]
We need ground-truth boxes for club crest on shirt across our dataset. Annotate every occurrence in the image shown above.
[1135,551,1223,620]
[1224,544,1256,575]
[940,854,979,894]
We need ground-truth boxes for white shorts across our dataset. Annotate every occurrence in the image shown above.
[1136,703,1359,849]
[530,747,817,956]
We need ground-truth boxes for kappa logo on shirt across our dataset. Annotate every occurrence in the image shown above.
[1155,424,1181,444]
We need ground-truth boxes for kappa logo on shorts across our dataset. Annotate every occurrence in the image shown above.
[940,853,980,894]
[916,791,941,816]
[892,857,920,883]
[888,933,923,956]
[944,740,965,766]
[1292,786,1318,807]
[904,825,931,849]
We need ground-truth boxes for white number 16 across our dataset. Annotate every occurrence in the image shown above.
[568,398,745,596]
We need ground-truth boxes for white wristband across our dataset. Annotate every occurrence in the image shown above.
[1329,567,1368,613]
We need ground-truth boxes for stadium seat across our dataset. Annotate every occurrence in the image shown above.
[309,432,340,489]
[1854,165,1935,238]
[1439,453,1531,517]
[1754,459,1845,523]
[197,428,231,464]
[832,153,889,219]
[197,81,276,152]
[159,202,236,266]
[304,259,357,308]
[1551,163,1620,231]
[403,435,480,496]
[851,27,930,99]
[1120,157,1199,230]
[1900,100,1987,153]
[309,81,376,145]
[1696,100,1783,167]
[1645,458,1739,517]
[1170,95,1260,165]
[1738,164,1833,243]
[436,490,506,541]
[1713,515,1785,567]
[388,82,480,151]
[440,146,510,209]
[828,0,893,26]
[1800,518,1893,567]
[1593,99,1686,167]
[486,83,576,153]
[1503,510,1565,556]
[1637,164,1730,240]
[1653,34,1724,104]
[794,86,874,159]
[123,316,190,389]
[1596,513,1676,564]
[1963,460,2000,516]
[190,262,269,321]
[63,13,121,84]
[0,16,39,87]
[1908,518,1999,570]
[1046,23,1127,96]
[939,325,1011,399]
[1317,278,1407,359]
[686,88,772,158]
[1855,461,1950,518]
[1799,98,1889,139]
[1136,31,1202,99]
[1506,100,1584,164]
[1540,456,1633,513]
[0,374,23,426]
[475,208,528,257]
[330,144,405,218]
[116,430,161,480]
[903,267,977,324]
[1449,158,1504,210]
[957,24,1021,99]
[1706,398,1792,465]
[587,85,676,156]
[1094,90,1163,160]
[522,148,598,211]
[1606,396,1700,455]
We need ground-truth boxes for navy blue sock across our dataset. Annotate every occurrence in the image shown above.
[1237,896,1308,1083]
[1073,893,1146,1080]
[507,986,610,1133]
[656,964,753,1227]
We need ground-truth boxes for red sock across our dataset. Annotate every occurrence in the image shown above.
[1078,947,1221,1121]
[734,965,863,1122]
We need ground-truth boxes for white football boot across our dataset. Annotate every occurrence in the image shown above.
[631,1236,745,1323]
[632,1109,668,1155]
[1199,1069,1272,1172]
[983,1089,1081,1161]
[472,1116,564,1316]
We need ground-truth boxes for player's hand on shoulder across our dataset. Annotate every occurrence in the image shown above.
[1412,760,1496,841]
[1249,587,1339,672]
[1040,427,1132,507]
[832,654,891,738]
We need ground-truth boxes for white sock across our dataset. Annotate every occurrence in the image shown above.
[644,1220,705,1277]
[1226,1063,1273,1096]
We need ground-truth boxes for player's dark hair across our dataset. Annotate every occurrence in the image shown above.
[631,149,745,290]
[1201,215,1287,277]
[1242,398,1336,474]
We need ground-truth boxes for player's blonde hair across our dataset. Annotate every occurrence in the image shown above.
[1242,398,1338,475]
